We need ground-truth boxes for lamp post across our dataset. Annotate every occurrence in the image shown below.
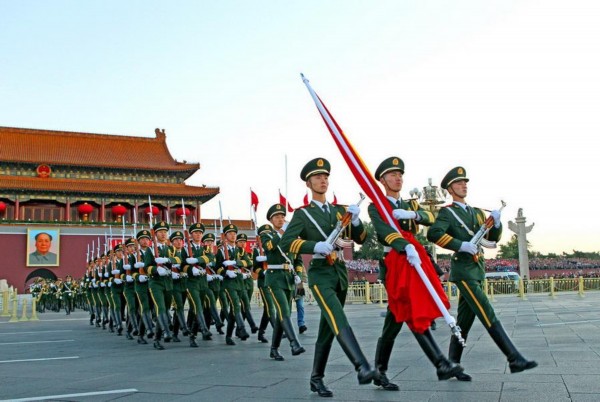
[410,178,447,261]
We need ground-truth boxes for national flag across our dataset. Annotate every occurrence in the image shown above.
[250,189,259,211]
[279,191,294,212]
[301,74,453,334]
[303,192,310,206]
[332,192,338,205]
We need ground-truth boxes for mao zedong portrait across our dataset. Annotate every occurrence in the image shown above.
[28,232,58,265]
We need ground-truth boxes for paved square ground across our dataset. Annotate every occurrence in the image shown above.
[1,292,599,401]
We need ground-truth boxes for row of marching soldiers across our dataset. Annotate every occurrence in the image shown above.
[82,204,307,359]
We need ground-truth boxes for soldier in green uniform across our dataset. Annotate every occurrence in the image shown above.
[185,223,222,340]
[60,275,75,315]
[252,226,275,344]
[216,224,250,345]
[202,232,225,334]
[368,157,464,390]
[260,203,306,361]
[122,238,140,340]
[133,230,155,345]
[280,157,375,397]
[234,233,259,335]
[166,230,193,343]
[96,256,111,330]
[108,244,125,336]
[427,166,537,374]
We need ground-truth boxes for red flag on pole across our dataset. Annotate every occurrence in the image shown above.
[303,192,310,207]
[332,192,338,205]
[279,191,294,212]
[301,74,454,335]
[250,189,259,211]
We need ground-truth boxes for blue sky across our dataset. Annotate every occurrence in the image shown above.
[1,1,598,255]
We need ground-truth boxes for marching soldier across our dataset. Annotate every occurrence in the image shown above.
[108,245,125,336]
[368,157,464,390]
[122,238,141,340]
[234,233,259,335]
[202,232,225,334]
[427,166,537,374]
[60,275,75,315]
[216,224,251,345]
[132,230,155,345]
[252,227,276,344]
[280,157,375,397]
[166,230,193,343]
[260,203,306,361]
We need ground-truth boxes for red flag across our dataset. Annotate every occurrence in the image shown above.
[250,189,259,211]
[279,191,294,212]
[303,192,309,206]
[332,192,338,205]
[301,74,450,334]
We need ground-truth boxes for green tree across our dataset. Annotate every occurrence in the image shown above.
[497,234,531,259]
[353,221,383,260]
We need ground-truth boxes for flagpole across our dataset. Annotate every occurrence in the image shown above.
[300,73,464,345]
[285,154,289,213]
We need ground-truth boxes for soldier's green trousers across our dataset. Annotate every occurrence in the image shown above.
[268,286,293,321]
[454,279,498,334]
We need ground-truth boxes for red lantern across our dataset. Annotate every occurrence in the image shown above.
[78,202,94,222]
[111,204,127,222]
[0,201,6,213]
[144,205,159,218]
[175,207,190,217]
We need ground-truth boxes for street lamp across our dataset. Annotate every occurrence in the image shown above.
[412,178,447,261]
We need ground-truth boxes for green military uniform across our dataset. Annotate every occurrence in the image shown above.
[201,232,224,333]
[108,245,125,335]
[215,224,250,345]
[121,238,140,339]
[252,231,275,344]
[280,157,374,396]
[166,231,192,342]
[133,230,156,344]
[368,156,462,389]
[234,233,259,334]
[260,204,306,360]
[60,275,75,315]
[428,166,537,374]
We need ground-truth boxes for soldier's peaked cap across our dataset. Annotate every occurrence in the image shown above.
[300,157,330,181]
[375,156,405,180]
[202,233,215,242]
[441,166,469,190]
[153,221,169,232]
[223,224,238,234]
[136,230,151,240]
[169,231,184,241]
[266,203,286,220]
[189,223,205,234]
[257,224,272,235]
[236,233,248,242]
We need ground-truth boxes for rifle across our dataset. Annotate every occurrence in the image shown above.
[469,200,506,262]
[122,216,131,276]
[148,196,160,258]
[323,193,366,265]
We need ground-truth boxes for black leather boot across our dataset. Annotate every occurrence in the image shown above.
[373,337,399,391]
[310,343,334,397]
[189,335,199,348]
[413,329,465,380]
[129,311,139,336]
[258,329,269,343]
[487,321,538,373]
[115,310,123,336]
[142,311,154,338]
[448,333,472,381]
[244,309,259,334]
[270,320,284,361]
[196,312,213,340]
[235,312,250,340]
[158,313,172,342]
[211,305,224,334]
[280,317,305,356]
[336,327,376,385]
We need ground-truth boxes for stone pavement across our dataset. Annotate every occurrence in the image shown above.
[1,292,599,401]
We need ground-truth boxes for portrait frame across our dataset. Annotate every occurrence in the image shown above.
[26,228,60,267]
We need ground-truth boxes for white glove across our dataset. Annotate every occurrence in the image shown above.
[404,244,421,267]
[217,274,224,281]
[172,264,180,269]
[157,267,168,276]
[207,274,214,282]
[155,257,169,265]
[107,282,112,287]
[91,278,96,283]
[171,272,180,280]
[314,241,334,255]
[491,210,501,228]
[93,283,98,288]
[294,275,302,285]
[226,270,237,278]
[348,204,361,225]
[186,257,199,265]
[138,275,148,283]
[199,269,206,275]
[393,209,417,220]
[123,264,131,270]
[126,275,133,283]
[111,269,120,275]
[114,278,122,285]
[100,282,106,287]
[223,260,236,267]
[134,262,145,269]
[242,273,249,279]
[459,242,478,255]
[192,267,201,276]
[103,272,109,278]
[256,255,267,262]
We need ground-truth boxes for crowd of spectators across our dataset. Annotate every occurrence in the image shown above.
[346,259,380,274]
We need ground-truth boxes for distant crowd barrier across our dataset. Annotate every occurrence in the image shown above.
[0,290,39,322]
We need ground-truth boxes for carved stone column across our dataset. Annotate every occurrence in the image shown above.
[508,209,535,280]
